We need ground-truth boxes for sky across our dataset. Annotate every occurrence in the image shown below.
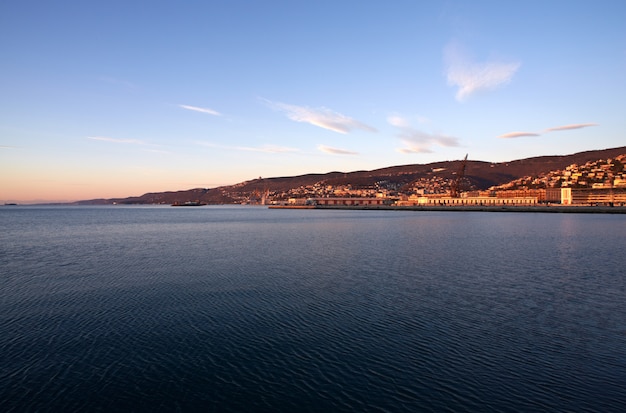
[1,0,625,202]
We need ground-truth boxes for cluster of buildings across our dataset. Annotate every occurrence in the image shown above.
[492,155,626,191]
[280,187,626,208]
[394,188,625,207]
[557,156,626,189]
[276,155,626,207]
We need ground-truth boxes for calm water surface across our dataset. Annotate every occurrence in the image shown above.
[1,206,625,412]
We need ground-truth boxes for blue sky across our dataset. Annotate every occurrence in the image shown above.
[1,0,625,202]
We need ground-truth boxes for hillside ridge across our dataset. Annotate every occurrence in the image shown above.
[75,146,626,205]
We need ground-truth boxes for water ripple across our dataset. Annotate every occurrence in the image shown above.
[1,208,625,412]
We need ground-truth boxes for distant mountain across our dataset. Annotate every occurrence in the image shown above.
[75,146,626,205]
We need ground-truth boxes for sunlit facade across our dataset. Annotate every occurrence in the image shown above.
[561,188,626,206]
[395,195,538,207]
[307,197,387,206]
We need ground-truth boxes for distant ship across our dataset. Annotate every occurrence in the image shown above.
[171,201,206,207]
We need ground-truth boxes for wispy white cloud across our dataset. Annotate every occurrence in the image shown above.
[498,131,540,139]
[179,104,222,117]
[444,42,520,102]
[87,136,146,145]
[397,130,459,153]
[545,123,598,132]
[498,122,598,138]
[317,145,358,155]
[397,146,434,154]
[388,115,459,154]
[388,114,430,127]
[1,145,17,149]
[195,141,298,154]
[387,115,411,128]
[263,99,377,134]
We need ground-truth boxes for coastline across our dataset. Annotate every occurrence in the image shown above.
[269,205,626,214]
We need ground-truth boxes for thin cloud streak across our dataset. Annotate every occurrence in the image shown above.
[397,146,434,154]
[388,115,459,154]
[444,42,520,102]
[498,131,540,138]
[317,145,358,155]
[388,114,431,128]
[387,115,411,128]
[263,99,377,134]
[398,130,459,153]
[87,136,146,145]
[179,104,222,117]
[499,122,598,138]
[545,123,598,132]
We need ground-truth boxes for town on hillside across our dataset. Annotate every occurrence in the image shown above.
[251,154,626,207]
[73,149,626,207]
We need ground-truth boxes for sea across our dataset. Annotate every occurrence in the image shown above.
[1,205,625,412]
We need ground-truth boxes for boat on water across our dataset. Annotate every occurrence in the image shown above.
[171,201,206,207]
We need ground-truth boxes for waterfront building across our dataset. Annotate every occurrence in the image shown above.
[307,197,387,206]
[495,189,547,202]
[288,198,308,206]
[561,188,626,206]
[395,195,538,207]
[545,188,562,203]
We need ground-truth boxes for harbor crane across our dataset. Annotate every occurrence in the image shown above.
[450,154,468,198]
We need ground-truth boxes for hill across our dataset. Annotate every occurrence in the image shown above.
[75,146,626,205]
